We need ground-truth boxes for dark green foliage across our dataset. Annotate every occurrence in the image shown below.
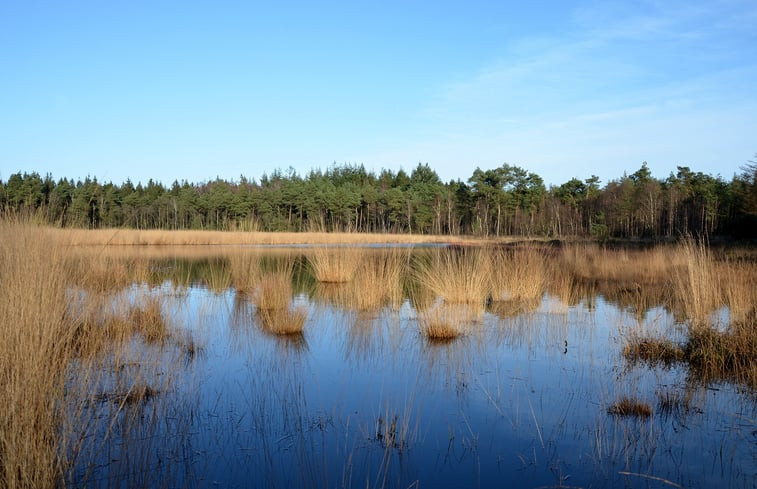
[1,159,753,238]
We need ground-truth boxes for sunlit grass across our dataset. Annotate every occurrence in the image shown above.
[308,247,363,283]
[414,248,489,305]
[488,246,547,302]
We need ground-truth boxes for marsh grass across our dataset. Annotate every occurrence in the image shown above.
[624,310,757,388]
[607,397,653,418]
[417,302,482,339]
[308,247,363,283]
[0,224,73,488]
[51,228,465,246]
[622,240,757,388]
[414,248,489,305]
[623,337,684,366]
[0,221,185,489]
[350,250,406,311]
[673,240,720,328]
[561,244,682,286]
[684,318,757,388]
[202,257,233,292]
[257,308,308,335]
[487,297,540,319]
[719,258,757,326]
[488,246,547,302]
[229,253,262,294]
[232,257,309,335]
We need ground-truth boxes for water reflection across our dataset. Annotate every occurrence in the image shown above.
[70,247,757,488]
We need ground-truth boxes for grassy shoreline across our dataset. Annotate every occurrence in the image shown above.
[46,227,508,247]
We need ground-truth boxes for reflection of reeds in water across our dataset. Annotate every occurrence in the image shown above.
[308,248,362,283]
[487,297,540,319]
[487,310,572,352]
[67,291,174,358]
[312,282,352,308]
[202,257,233,292]
[257,307,307,335]
[418,301,482,339]
[341,311,409,365]
[413,249,488,339]
[230,292,309,357]
[419,334,477,394]
[69,254,151,292]
[229,253,262,294]
[488,247,547,302]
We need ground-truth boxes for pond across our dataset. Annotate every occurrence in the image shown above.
[70,247,756,488]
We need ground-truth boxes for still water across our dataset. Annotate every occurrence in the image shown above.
[72,251,756,488]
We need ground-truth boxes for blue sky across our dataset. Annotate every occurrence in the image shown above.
[1,0,755,187]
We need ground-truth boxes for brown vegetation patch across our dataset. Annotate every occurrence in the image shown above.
[489,246,547,301]
[684,315,757,388]
[257,308,307,335]
[607,397,653,418]
[624,309,757,389]
[418,303,481,339]
[308,248,362,283]
[623,337,684,366]
[414,248,489,306]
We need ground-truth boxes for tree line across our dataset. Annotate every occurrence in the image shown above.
[2,160,755,239]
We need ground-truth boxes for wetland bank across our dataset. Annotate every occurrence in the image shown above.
[1,224,755,488]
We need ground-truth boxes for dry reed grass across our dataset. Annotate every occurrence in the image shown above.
[229,253,262,294]
[46,228,469,246]
[350,250,407,311]
[417,302,482,339]
[488,246,547,302]
[607,397,653,418]
[623,240,757,388]
[560,244,683,287]
[229,255,308,335]
[622,337,684,366]
[0,221,183,488]
[308,248,363,283]
[257,308,308,335]
[719,258,757,326]
[0,223,72,488]
[673,240,719,328]
[414,248,490,305]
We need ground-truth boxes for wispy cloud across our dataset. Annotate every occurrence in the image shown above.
[366,0,757,184]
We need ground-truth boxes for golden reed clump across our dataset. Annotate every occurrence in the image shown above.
[413,248,489,338]
[488,246,547,302]
[0,221,183,488]
[0,223,73,488]
[308,247,363,283]
[234,255,307,335]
